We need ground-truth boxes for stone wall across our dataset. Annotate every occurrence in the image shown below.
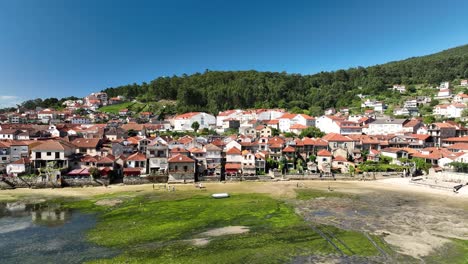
[427,170,468,184]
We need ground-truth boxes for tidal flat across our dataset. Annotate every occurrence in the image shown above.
[1,181,467,263]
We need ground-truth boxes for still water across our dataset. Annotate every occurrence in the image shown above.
[0,202,117,263]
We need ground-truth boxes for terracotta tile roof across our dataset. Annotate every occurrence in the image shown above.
[282,146,295,152]
[127,152,147,161]
[322,133,352,142]
[447,143,468,151]
[204,143,222,151]
[333,155,347,162]
[443,136,468,142]
[121,123,144,131]
[432,122,456,129]
[170,147,188,153]
[317,149,332,156]
[294,138,304,146]
[404,119,421,128]
[31,140,75,152]
[72,138,100,148]
[298,114,315,120]
[211,139,225,147]
[409,134,430,141]
[175,112,200,120]
[266,119,279,125]
[302,137,316,145]
[189,147,205,153]
[226,147,241,155]
[268,136,285,145]
[176,135,192,143]
[225,163,241,170]
[269,143,282,149]
[280,113,296,119]
[218,110,238,116]
[314,139,329,146]
[168,154,195,163]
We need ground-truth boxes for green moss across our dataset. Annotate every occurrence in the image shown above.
[424,238,468,264]
[76,192,383,263]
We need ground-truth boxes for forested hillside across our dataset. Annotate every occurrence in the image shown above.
[102,44,468,115]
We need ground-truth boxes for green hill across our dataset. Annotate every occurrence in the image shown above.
[101,44,468,115]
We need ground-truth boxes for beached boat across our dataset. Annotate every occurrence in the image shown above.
[211,193,230,199]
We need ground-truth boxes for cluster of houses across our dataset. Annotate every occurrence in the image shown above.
[0,113,467,184]
[0,81,467,184]
[1,92,127,125]
[390,81,468,118]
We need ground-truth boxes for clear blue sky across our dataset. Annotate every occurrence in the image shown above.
[1,0,468,107]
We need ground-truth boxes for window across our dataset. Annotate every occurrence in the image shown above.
[322,158,327,161]
[174,165,178,171]
[55,152,60,159]
[1,157,6,161]
[183,166,188,172]
[47,152,51,156]
[36,152,42,159]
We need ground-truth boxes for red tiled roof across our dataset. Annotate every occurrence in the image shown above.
[333,155,347,162]
[317,149,332,156]
[168,154,194,163]
[443,136,468,142]
[302,137,316,145]
[175,112,200,120]
[322,133,352,142]
[226,147,241,155]
[410,134,430,141]
[280,113,297,119]
[282,146,295,152]
[189,147,205,153]
[225,163,241,170]
[127,152,147,161]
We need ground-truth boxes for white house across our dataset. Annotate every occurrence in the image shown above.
[439,82,450,90]
[367,118,407,135]
[437,89,452,98]
[453,93,468,103]
[434,104,466,118]
[461,80,468,87]
[216,109,243,127]
[278,113,315,132]
[241,151,256,175]
[70,116,92,124]
[6,158,30,176]
[226,147,242,163]
[173,112,216,131]
[256,109,286,121]
[392,84,406,93]
[315,116,343,134]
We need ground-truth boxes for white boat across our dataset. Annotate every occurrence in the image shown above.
[211,193,230,199]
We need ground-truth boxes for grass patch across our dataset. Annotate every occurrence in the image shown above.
[98,102,144,114]
[295,189,357,200]
[424,238,468,264]
[66,192,381,263]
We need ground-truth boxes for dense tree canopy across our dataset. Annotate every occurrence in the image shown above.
[101,45,468,114]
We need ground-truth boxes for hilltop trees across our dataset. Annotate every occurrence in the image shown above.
[100,44,468,114]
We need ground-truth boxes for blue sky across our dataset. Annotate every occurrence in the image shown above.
[1,0,468,107]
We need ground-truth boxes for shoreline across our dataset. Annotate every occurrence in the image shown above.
[1,178,467,202]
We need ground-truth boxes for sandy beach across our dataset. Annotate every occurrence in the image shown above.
[1,178,467,202]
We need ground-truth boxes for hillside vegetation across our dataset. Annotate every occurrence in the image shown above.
[102,44,468,115]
